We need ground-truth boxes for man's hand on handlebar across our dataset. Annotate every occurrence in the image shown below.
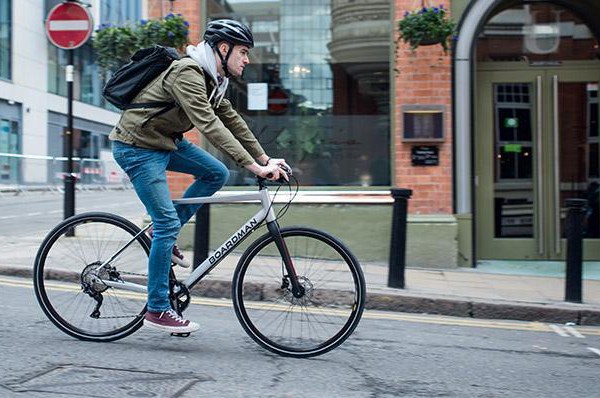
[245,158,292,182]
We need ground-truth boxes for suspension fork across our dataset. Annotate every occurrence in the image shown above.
[266,220,305,298]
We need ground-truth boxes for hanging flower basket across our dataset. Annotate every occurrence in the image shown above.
[93,13,189,71]
[398,3,456,52]
[419,35,446,46]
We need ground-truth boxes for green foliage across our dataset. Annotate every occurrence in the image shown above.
[93,13,189,70]
[397,4,456,52]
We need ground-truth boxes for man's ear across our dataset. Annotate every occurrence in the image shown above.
[218,42,230,57]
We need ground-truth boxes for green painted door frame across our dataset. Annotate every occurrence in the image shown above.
[476,62,600,260]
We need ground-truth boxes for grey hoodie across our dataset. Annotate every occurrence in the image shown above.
[186,41,229,107]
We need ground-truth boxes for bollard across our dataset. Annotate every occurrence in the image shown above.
[388,188,413,289]
[193,204,210,269]
[565,198,587,303]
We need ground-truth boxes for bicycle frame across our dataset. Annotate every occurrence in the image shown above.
[175,188,276,289]
[101,185,303,295]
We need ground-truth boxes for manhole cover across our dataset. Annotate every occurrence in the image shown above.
[3,364,210,397]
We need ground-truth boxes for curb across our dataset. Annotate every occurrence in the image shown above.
[5,267,600,326]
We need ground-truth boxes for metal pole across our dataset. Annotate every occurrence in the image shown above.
[565,198,587,303]
[193,204,210,269]
[64,50,76,234]
[388,188,413,288]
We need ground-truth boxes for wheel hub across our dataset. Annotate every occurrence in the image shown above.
[283,276,314,305]
[81,262,110,293]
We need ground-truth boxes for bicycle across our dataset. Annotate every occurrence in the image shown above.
[33,173,366,358]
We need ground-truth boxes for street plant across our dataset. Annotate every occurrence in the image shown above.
[93,13,189,70]
[397,3,456,52]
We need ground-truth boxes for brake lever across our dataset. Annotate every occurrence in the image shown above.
[266,165,292,183]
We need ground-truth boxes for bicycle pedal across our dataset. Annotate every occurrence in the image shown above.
[170,332,190,338]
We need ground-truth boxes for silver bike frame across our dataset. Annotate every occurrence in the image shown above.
[101,188,277,293]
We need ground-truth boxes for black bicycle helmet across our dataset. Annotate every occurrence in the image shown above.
[204,19,254,48]
[204,19,254,77]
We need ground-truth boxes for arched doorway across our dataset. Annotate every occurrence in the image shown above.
[453,0,600,266]
[472,2,600,260]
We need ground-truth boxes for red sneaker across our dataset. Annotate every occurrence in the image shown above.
[144,309,200,334]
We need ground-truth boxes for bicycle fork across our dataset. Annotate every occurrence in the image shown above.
[266,221,305,298]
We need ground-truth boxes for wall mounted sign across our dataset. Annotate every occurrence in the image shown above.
[402,105,444,142]
[411,146,439,166]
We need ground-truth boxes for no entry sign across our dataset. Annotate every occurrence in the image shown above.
[46,2,93,50]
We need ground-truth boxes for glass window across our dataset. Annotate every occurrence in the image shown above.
[207,0,391,186]
[479,2,597,62]
[0,118,20,183]
[100,0,141,25]
[588,85,599,180]
[0,0,10,80]
[494,84,533,181]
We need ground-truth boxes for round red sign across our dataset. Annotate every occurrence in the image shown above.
[46,2,93,50]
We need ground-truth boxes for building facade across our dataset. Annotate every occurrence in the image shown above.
[0,0,599,267]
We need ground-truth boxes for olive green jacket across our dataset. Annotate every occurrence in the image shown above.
[109,57,265,166]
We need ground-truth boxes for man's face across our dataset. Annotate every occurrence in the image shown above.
[225,44,250,77]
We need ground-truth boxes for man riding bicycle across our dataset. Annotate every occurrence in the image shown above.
[110,19,290,334]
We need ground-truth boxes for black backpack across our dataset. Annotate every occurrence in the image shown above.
[102,45,180,111]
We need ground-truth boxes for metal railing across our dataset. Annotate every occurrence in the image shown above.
[0,152,132,195]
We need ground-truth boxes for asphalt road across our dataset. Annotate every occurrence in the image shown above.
[1,276,599,398]
[0,190,145,238]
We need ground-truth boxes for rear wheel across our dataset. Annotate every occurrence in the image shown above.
[33,212,150,342]
[232,226,365,358]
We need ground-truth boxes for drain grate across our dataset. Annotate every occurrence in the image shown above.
[3,364,211,397]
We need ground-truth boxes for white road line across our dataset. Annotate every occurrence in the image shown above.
[587,347,600,357]
[550,324,570,337]
[565,326,585,338]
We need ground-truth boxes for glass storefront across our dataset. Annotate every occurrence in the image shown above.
[0,0,10,80]
[207,0,391,186]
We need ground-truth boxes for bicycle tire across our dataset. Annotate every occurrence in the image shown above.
[33,212,151,342]
[232,226,366,358]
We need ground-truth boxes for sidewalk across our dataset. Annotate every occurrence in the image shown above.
[2,235,599,325]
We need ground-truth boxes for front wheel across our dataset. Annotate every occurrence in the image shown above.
[232,226,366,358]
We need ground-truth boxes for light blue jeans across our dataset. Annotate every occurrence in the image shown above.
[112,139,229,312]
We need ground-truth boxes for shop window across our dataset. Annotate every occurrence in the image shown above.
[207,0,391,187]
[0,119,20,182]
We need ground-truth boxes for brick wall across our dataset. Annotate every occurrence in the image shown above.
[394,0,454,214]
[147,0,202,41]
